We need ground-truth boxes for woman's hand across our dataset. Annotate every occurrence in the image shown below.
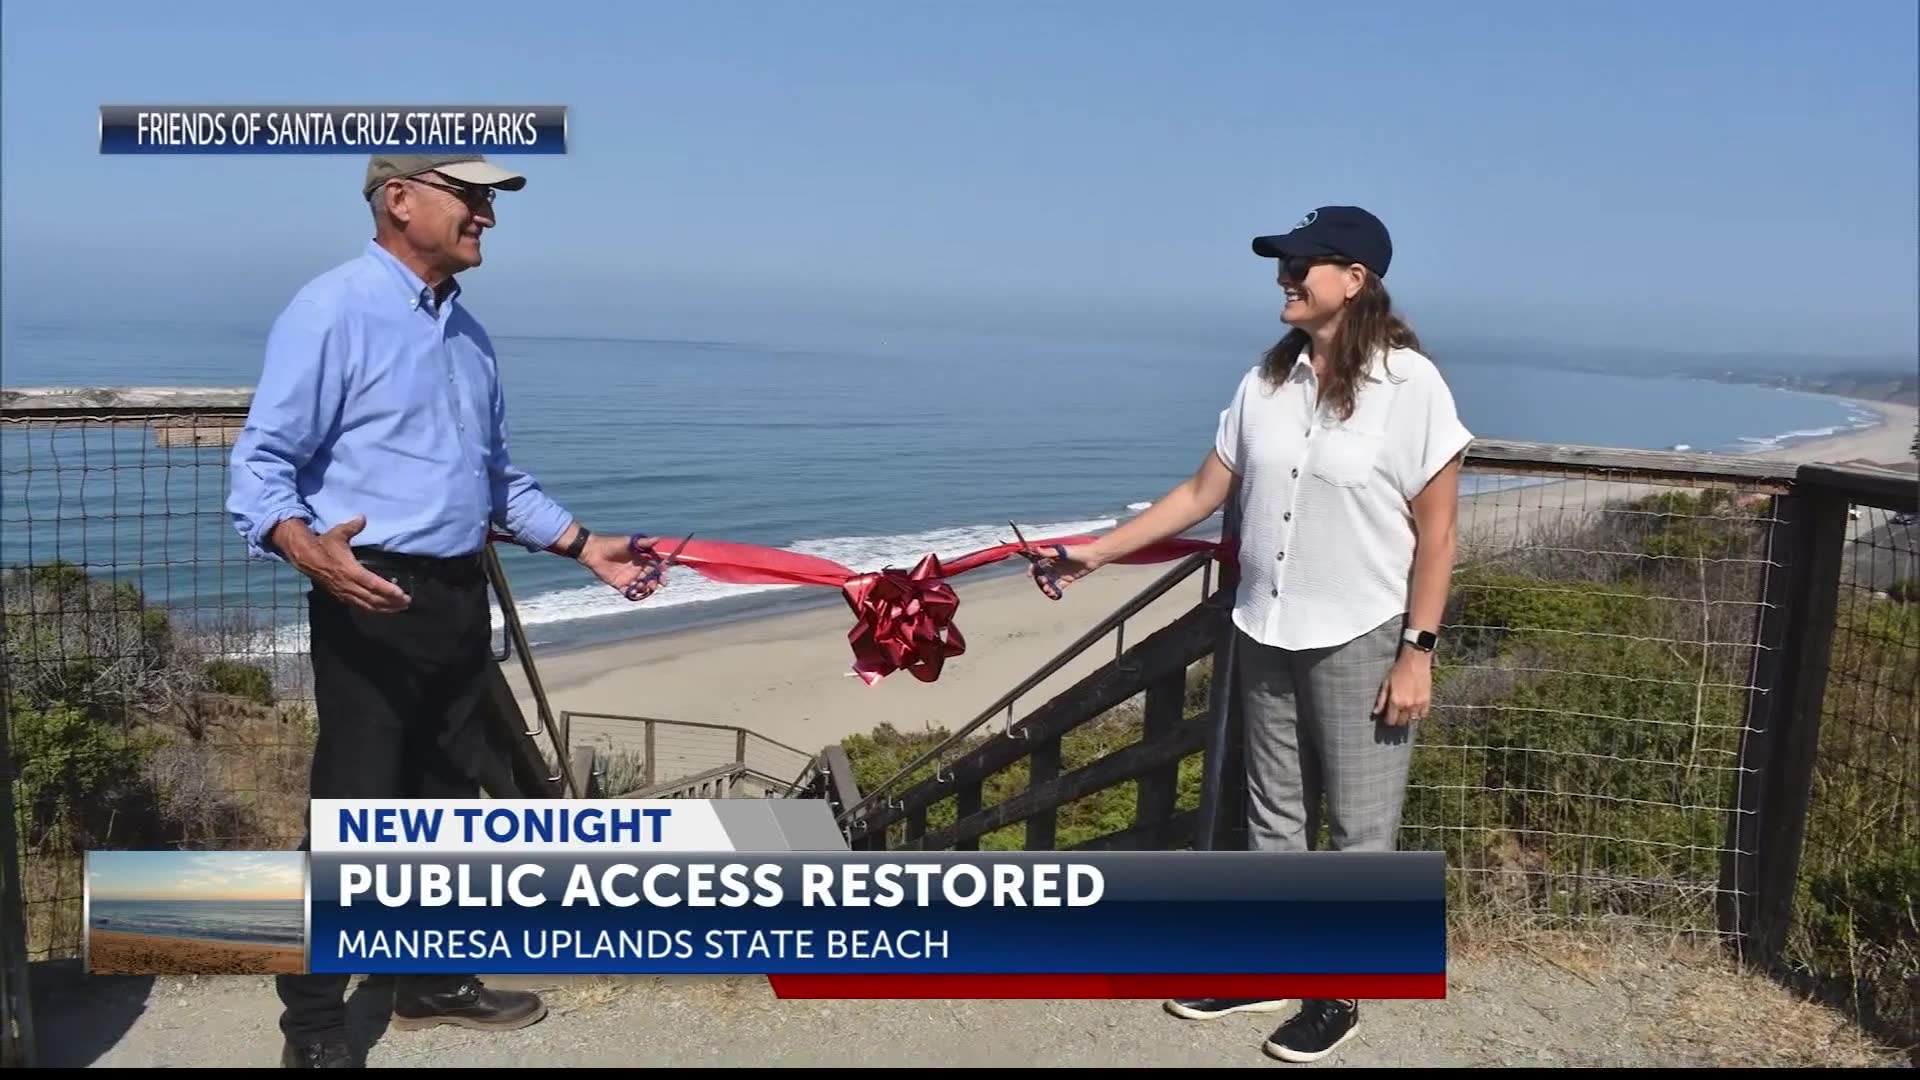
[1025,448,1237,601]
[1374,648,1433,727]
[1029,544,1105,595]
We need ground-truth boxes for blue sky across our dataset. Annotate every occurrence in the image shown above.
[89,850,305,901]
[3,0,1915,362]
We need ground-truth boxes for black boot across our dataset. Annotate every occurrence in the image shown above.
[390,977,548,1032]
[280,1040,359,1068]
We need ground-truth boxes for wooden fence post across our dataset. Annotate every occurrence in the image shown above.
[644,721,657,788]
[0,684,35,1069]
[1723,483,1849,965]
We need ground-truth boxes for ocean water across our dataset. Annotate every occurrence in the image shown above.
[0,318,1881,659]
[90,898,305,947]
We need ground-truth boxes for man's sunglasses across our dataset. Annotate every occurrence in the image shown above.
[405,175,495,207]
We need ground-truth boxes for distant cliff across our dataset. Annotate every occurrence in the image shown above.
[1699,368,1918,406]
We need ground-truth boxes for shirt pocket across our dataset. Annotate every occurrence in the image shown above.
[1310,425,1387,489]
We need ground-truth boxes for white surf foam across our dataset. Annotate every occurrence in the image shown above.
[1735,424,1845,450]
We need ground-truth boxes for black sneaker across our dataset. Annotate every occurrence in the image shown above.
[1264,998,1359,1063]
[1163,996,1295,1021]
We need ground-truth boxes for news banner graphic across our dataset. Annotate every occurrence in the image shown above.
[98,105,567,154]
[284,798,1442,999]
[86,801,1446,996]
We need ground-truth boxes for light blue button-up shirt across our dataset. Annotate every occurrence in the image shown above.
[228,240,574,561]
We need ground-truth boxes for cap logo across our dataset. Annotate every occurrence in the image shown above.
[1292,210,1317,230]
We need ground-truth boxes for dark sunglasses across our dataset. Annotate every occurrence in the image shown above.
[1277,254,1351,284]
[406,175,495,207]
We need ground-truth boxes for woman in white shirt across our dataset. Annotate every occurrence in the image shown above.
[1031,206,1472,1064]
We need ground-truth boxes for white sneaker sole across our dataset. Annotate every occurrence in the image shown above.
[1263,1024,1358,1063]
[1163,998,1295,1021]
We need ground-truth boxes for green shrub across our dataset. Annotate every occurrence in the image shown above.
[10,702,159,850]
[200,658,276,706]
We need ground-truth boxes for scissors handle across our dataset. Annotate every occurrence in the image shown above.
[623,567,664,602]
[1023,544,1067,601]
[623,533,690,601]
[1008,522,1066,602]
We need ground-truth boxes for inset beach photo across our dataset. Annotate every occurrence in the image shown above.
[86,851,307,976]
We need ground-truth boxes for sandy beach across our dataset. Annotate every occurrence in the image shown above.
[505,396,1918,779]
[89,928,305,976]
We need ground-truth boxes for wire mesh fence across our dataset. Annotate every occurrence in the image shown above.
[1,406,319,962]
[0,400,824,962]
[1405,463,1788,939]
[2,392,1913,1045]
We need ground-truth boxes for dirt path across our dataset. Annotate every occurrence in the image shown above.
[33,937,1907,1068]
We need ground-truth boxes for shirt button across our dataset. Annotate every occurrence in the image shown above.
[1291,468,1299,478]
[1284,512,1292,521]
[1277,552,1285,561]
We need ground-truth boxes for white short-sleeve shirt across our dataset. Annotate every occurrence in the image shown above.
[1213,345,1473,651]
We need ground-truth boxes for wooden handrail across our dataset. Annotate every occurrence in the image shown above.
[834,550,1221,825]
[841,599,1220,846]
[619,761,750,799]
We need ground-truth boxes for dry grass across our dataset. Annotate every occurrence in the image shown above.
[1447,922,1912,1067]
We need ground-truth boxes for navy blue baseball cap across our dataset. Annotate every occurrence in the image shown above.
[1252,206,1392,279]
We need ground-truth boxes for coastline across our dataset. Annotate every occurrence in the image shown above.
[89,928,305,976]
[504,395,1918,764]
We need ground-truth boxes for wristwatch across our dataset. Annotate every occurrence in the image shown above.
[1402,627,1438,653]
[563,525,592,561]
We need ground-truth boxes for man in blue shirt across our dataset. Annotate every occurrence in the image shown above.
[229,153,672,1069]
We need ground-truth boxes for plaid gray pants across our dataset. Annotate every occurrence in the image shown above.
[1238,615,1414,853]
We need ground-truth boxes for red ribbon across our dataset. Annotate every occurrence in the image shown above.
[488,530,1227,686]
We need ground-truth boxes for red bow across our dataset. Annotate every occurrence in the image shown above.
[487,530,1225,686]
[841,553,965,686]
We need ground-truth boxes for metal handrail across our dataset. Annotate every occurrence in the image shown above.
[559,709,816,760]
[481,546,582,798]
[833,547,1223,824]
[616,760,795,800]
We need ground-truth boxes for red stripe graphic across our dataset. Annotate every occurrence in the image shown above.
[766,974,1445,1000]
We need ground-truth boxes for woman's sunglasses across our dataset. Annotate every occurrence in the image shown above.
[1277,254,1351,284]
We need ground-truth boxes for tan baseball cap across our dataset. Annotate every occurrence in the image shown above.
[363,154,527,199]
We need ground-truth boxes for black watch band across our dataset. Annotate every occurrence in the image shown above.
[564,525,592,561]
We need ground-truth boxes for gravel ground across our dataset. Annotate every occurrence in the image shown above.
[29,939,1909,1069]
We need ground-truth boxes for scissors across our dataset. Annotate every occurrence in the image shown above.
[624,532,693,601]
[1010,521,1067,601]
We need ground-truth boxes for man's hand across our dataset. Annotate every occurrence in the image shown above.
[272,515,411,613]
[1374,647,1433,727]
[577,533,673,601]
